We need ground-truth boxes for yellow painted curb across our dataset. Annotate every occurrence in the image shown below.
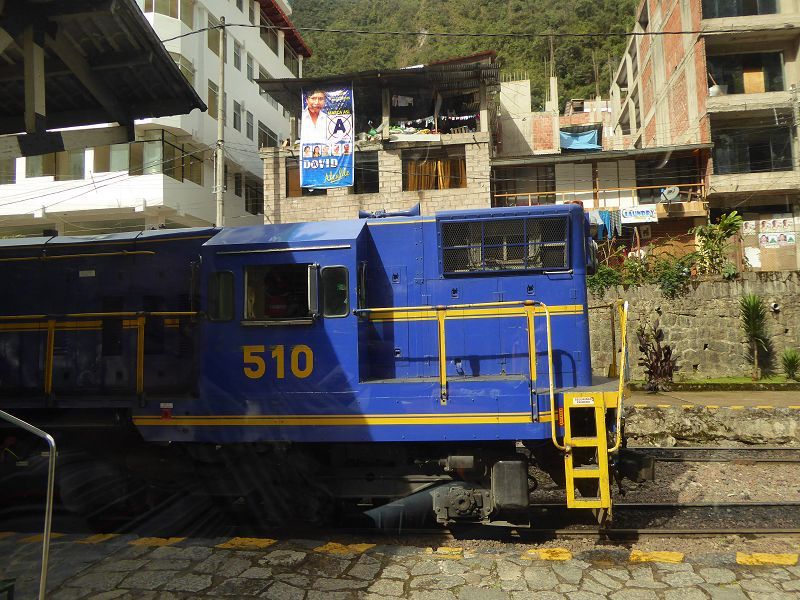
[681,405,695,409]
[728,406,745,410]
[314,542,375,555]
[737,552,798,566]
[633,404,647,409]
[129,537,185,547]
[20,533,65,543]
[79,534,120,544]
[656,404,671,409]
[630,550,684,564]
[705,405,719,409]
[217,537,277,550]
[755,405,774,410]
[789,406,800,410]
[425,546,464,559]
[522,548,572,561]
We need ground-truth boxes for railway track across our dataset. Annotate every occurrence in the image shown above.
[624,445,800,463]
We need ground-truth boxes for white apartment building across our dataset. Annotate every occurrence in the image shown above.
[0,0,309,236]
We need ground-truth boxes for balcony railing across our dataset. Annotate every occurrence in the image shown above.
[492,182,706,210]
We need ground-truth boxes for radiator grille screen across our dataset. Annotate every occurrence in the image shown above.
[441,217,568,274]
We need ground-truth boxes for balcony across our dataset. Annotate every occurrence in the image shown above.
[707,90,791,113]
[709,170,800,195]
[492,183,707,218]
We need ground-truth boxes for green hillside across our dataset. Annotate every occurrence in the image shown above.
[291,0,639,110]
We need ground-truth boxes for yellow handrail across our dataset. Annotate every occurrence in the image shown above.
[0,311,198,320]
[7,311,197,399]
[608,300,629,453]
[358,300,553,412]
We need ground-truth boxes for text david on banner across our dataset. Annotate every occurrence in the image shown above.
[300,86,354,189]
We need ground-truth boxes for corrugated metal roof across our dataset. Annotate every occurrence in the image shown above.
[0,0,206,135]
[205,221,366,247]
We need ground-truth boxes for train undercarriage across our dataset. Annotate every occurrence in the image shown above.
[0,412,654,532]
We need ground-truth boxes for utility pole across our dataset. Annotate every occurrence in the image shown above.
[215,16,226,228]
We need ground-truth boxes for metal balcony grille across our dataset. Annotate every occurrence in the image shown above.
[440,217,568,274]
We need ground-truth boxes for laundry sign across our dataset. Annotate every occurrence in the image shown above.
[620,206,658,224]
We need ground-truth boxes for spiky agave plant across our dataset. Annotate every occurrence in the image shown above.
[739,294,769,380]
[782,348,800,381]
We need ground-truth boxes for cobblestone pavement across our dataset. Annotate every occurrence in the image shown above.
[2,532,800,599]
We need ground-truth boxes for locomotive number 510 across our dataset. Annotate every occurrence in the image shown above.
[242,345,314,379]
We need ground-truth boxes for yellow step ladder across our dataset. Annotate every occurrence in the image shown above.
[562,392,612,510]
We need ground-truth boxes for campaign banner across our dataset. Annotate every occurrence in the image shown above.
[300,86,354,189]
[620,206,658,224]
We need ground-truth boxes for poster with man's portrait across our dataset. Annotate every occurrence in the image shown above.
[300,86,354,189]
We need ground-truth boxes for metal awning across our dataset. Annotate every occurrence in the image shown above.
[492,143,713,168]
[258,53,499,116]
[0,0,206,138]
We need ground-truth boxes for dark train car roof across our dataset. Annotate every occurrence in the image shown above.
[204,221,367,248]
[0,227,218,251]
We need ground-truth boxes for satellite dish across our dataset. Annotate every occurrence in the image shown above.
[661,186,681,203]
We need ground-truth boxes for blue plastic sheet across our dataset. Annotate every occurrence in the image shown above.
[559,129,601,151]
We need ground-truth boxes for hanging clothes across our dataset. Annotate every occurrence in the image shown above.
[599,210,612,240]
[610,210,622,237]
[589,211,606,240]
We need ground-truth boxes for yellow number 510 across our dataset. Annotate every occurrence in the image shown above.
[243,345,313,380]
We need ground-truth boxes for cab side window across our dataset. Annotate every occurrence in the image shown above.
[322,267,349,318]
[244,264,310,321]
[208,272,234,321]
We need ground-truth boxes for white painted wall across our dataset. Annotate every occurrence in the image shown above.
[0,0,300,234]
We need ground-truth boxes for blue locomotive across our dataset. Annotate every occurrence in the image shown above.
[0,204,635,527]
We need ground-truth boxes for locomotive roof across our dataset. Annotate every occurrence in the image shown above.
[204,220,367,247]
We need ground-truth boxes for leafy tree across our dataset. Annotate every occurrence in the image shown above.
[292,0,638,108]
[691,211,743,275]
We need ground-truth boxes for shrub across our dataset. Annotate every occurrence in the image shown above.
[739,294,771,380]
[783,348,800,381]
[636,320,677,392]
[587,264,622,297]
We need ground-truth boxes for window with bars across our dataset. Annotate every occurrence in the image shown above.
[260,13,278,54]
[246,53,254,81]
[439,217,569,275]
[284,44,300,77]
[233,101,242,131]
[233,41,242,70]
[169,51,194,87]
[207,80,219,120]
[245,175,264,214]
[258,121,278,148]
[142,0,193,27]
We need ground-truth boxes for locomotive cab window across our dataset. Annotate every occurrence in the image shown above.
[208,272,234,321]
[321,266,349,317]
[244,264,313,322]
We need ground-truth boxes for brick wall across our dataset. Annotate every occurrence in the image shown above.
[644,116,658,147]
[260,134,492,224]
[641,59,654,118]
[694,37,707,119]
[669,72,689,144]
[663,6,684,80]
[532,114,557,152]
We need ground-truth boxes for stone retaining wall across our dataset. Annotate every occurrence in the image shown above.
[589,272,800,380]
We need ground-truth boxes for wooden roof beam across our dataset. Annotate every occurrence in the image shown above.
[44,28,129,127]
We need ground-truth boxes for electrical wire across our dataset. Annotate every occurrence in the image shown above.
[159,22,790,44]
